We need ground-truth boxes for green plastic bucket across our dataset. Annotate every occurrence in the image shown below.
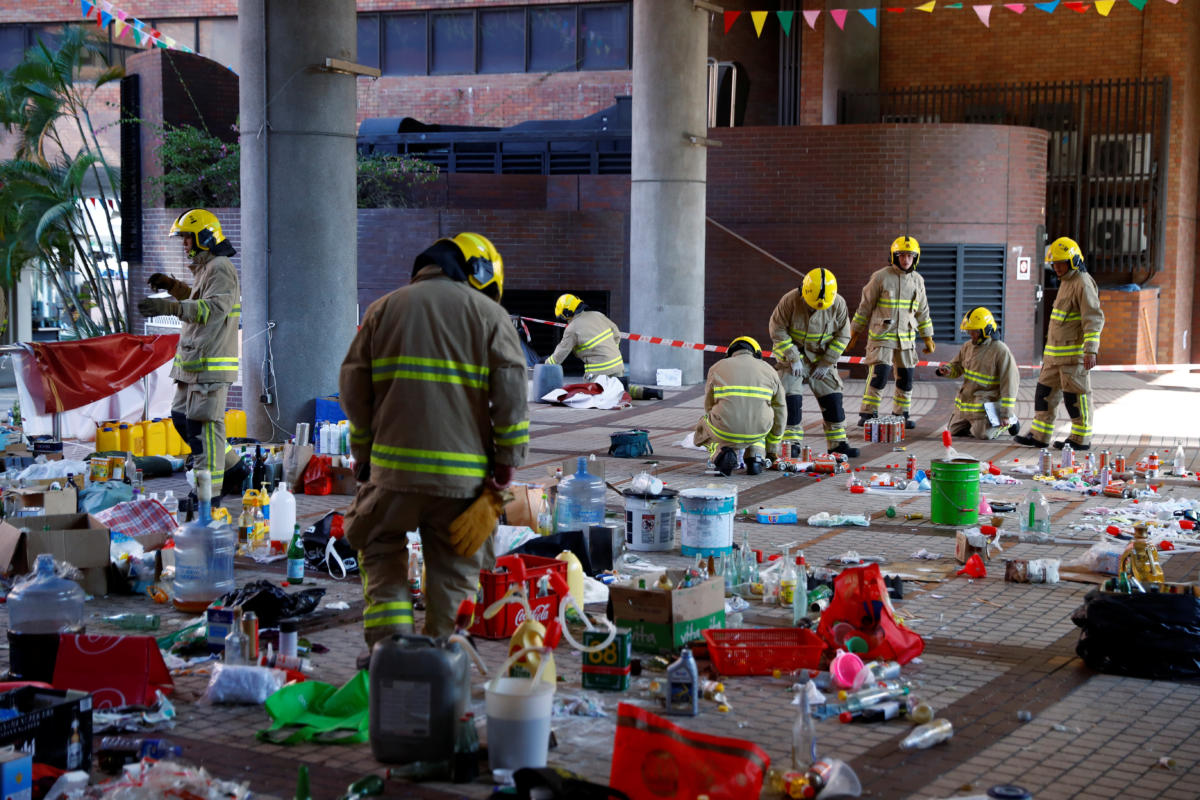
[929,458,981,526]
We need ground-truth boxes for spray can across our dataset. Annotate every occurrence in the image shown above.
[906,455,917,481]
[1038,449,1052,477]
[1098,450,1110,470]
[1060,442,1074,470]
[1083,452,1096,475]
[241,611,259,664]
[801,445,813,462]
[1114,453,1126,473]
[1147,452,1160,478]
[1099,465,1111,488]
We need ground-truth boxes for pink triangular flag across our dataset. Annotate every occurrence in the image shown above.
[974,4,993,24]
[830,9,849,29]
[1005,3,1026,11]
[803,9,821,28]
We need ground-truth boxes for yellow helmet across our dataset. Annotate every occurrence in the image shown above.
[169,209,225,251]
[801,268,838,310]
[1046,236,1085,271]
[726,335,762,359]
[889,235,920,269]
[451,232,504,299]
[960,307,997,339]
[555,294,583,321]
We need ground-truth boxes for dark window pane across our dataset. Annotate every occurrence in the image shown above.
[27,24,62,53]
[529,6,575,73]
[357,15,379,70]
[480,9,524,74]
[0,26,25,70]
[581,4,628,70]
[431,11,473,75]
[383,14,426,76]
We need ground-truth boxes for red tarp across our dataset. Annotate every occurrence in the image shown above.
[28,333,179,414]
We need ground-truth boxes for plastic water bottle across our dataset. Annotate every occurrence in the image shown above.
[1020,485,1051,535]
[172,470,236,613]
[269,481,297,551]
[794,553,808,627]
[1173,443,1187,477]
[792,688,817,770]
[554,457,605,533]
[899,718,954,751]
[7,553,85,633]
[161,489,179,525]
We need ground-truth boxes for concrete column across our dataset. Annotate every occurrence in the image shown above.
[628,0,709,386]
[239,0,358,440]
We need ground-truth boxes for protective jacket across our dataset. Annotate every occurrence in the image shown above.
[339,267,530,499]
[165,250,240,384]
[1044,269,1104,365]
[769,289,850,368]
[851,265,933,356]
[944,338,1020,422]
[546,310,624,376]
[702,351,786,449]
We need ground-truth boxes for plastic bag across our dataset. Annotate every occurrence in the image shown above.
[257,671,369,745]
[217,580,326,627]
[201,664,286,705]
[79,480,132,514]
[608,429,652,458]
[609,703,767,800]
[301,511,358,577]
[1072,589,1200,680]
[816,563,924,665]
[301,454,333,496]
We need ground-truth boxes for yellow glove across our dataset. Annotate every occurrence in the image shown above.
[923,337,936,355]
[448,486,510,557]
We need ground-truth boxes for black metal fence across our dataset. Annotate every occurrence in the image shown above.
[358,131,632,176]
[839,78,1171,283]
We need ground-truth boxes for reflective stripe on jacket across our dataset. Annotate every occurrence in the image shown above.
[944,338,1019,419]
[1043,270,1104,364]
[768,289,850,368]
[338,268,529,498]
[851,265,933,352]
[546,310,624,376]
[703,351,786,447]
[168,251,241,384]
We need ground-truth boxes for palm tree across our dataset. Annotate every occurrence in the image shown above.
[0,25,127,337]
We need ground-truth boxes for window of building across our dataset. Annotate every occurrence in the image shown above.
[479,9,525,74]
[529,6,577,73]
[919,244,1007,344]
[383,13,427,76]
[580,3,628,71]
[198,18,239,73]
[356,14,380,70]
[431,11,474,74]
[0,26,26,70]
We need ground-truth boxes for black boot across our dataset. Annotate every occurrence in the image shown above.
[902,413,916,430]
[1053,440,1090,451]
[1012,434,1044,448]
[829,441,860,459]
[714,447,738,477]
[858,413,876,428]
[745,456,765,476]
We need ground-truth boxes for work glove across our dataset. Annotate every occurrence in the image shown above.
[148,272,182,293]
[846,333,859,352]
[448,486,511,558]
[789,359,809,379]
[137,296,180,317]
[811,365,833,381]
[935,365,950,377]
[923,337,936,355]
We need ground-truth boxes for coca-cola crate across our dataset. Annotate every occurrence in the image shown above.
[470,554,568,639]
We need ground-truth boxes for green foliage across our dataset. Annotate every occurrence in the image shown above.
[146,124,240,208]
[356,153,441,208]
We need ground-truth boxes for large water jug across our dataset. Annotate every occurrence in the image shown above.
[7,553,85,633]
[118,422,145,457]
[555,456,606,533]
[269,482,296,550]
[369,634,469,764]
[141,418,168,457]
[95,423,120,453]
[172,470,236,613]
[165,420,187,455]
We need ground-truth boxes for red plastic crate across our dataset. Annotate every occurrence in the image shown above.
[702,628,827,676]
[470,554,568,640]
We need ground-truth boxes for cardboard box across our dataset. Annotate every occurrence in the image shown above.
[955,529,998,565]
[0,687,93,773]
[609,572,725,653]
[6,485,77,517]
[0,747,32,800]
[329,465,358,496]
[8,514,111,596]
[29,474,87,492]
[504,484,547,529]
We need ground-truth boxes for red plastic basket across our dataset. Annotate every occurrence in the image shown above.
[702,628,827,676]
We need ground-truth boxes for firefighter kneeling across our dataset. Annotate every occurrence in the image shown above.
[935,307,1020,440]
[692,337,786,476]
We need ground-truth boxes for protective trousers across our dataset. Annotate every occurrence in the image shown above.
[171,382,240,488]
[949,419,1007,440]
[860,349,917,417]
[780,370,847,450]
[1030,362,1092,446]
[344,484,493,646]
[693,419,765,460]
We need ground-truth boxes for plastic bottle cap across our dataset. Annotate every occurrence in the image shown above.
[280,618,297,633]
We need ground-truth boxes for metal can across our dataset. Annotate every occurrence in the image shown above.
[1148,452,1160,477]
[1060,444,1075,470]
[1038,449,1052,477]
[801,445,813,462]
[906,454,917,480]
[241,611,259,664]
[1098,450,1110,470]
[1114,453,1126,473]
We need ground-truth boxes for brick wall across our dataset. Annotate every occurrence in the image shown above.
[1099,288,1160,366]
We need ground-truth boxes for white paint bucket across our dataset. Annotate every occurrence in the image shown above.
[623,488,679,552]
[678,486,737,557]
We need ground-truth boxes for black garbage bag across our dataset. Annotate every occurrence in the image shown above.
[301,510,359,577]
[218,580,326,628]
[514,767,630,800]
[509,527,615,576]
[1072,588,1200,680]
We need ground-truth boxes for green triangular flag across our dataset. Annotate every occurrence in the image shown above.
[1127,0,1147,8]
[776,10,795,35]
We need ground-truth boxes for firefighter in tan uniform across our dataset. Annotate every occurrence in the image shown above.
[936,307,1021,440]
[692,337,786,476]
[769,268,859,459]
[137,209,246,501]
[339,233,529,657]
[546,294,661,399]
[1014,237,1104,450]
[848,236,936,430]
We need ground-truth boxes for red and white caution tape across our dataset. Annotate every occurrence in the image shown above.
[519,316,1200,373]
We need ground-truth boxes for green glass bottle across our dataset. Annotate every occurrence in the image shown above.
[286,524,305,585]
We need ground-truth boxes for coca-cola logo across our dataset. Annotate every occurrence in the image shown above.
[514,603,552,625]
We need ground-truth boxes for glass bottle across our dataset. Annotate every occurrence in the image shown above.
[224,608,248,665]
[791,688,816,770]
[286,524,305,584]
[793,554,809,627]
[899,718,954,751]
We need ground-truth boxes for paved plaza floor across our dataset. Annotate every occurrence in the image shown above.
[5,369,1200,799]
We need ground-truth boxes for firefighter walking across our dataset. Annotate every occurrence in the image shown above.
[768,268,858,458]
[936,307,1021,440]
[692,337,786,476]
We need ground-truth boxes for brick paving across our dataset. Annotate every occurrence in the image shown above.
[4,370,1200,798]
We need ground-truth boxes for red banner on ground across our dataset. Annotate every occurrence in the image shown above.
[28,333,179,414]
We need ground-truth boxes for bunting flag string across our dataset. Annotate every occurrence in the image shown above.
[721,0,1182,32]
[79,0,208,62]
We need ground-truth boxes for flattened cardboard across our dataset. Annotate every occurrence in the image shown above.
[504,484,547,528]
[15,514,111,595]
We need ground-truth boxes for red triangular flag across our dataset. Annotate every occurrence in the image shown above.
[724,10,741,34]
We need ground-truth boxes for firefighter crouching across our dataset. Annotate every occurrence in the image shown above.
[692,336,786,476]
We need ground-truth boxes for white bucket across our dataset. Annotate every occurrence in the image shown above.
[678,486,737,557]
[485,648,555,772]
[623,489,678,552]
